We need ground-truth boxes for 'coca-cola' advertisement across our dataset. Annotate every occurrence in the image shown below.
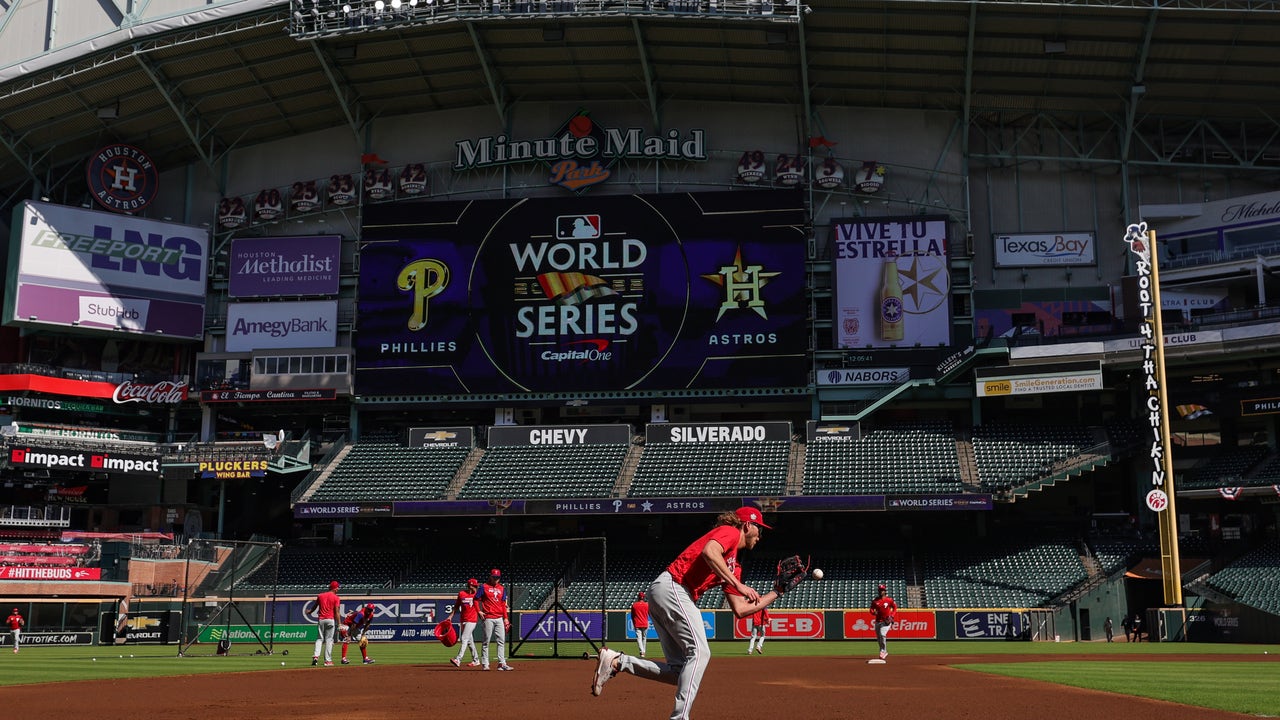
[112,379,188,404]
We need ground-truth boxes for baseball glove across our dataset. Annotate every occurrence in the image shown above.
[359,635,368,649]
[774,554,809,595]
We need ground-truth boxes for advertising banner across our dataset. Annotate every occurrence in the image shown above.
[843,610,937,639]
[8,446,160,477]
[99,610,181,644]
[0,631,94,646]
[644,421,791,444]
[407,426,475,448]
[518,610,603,641]
[489,424,631,447]
[199,388,338,403]
[805,421,861,442]
[831,216,951,349]
[356,191,807,395]
[993,232,1096,267]
[886,495,993,511]
[816,367,910,386]
[199,459,269,479]
[229,235,341,298]
[225,300,338,352]
[975,362,1104,398]
[954,610,1028,639]
[5,200,207,338]
[278,597,450,626]
[0,566,101,580]
[733,610,824,639]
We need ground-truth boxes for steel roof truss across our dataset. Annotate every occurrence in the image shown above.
[133,52,219,172]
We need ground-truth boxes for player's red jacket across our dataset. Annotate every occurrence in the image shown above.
[871,595,897,623]
[480,582,508,620]
[455,588,479,624]
[6,612,23,630]
[630,600,650,629]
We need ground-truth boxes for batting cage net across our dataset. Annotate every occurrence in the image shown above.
[507,536,607,659]
[178,537,281,656]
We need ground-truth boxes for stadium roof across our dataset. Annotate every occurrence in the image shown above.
[2,0,1280,207]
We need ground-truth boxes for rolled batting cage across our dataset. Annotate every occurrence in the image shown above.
[508,537,607,659]
[178,538,281,657]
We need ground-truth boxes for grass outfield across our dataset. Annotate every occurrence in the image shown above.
[1,640,1277,715]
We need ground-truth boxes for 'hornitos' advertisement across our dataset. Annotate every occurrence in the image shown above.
[5,200,208,338]
[831,216,951,350]
[356,191,806,394]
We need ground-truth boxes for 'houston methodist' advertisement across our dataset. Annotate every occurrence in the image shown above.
[4,201,208,338]
[355,190,807,394]
[831,216,951,350]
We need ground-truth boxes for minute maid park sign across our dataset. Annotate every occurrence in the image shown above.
[454,110,707,192]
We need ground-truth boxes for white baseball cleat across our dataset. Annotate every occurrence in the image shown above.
[591,648,621,697]
[450,658,461,667]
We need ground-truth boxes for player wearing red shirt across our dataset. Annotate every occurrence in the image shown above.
[312,580,341,666]
[592,507,791,720]
[870,584,898,660]
[479,569,512,671]
[747,604,769,655]
[6,607,24,654]
[449,578,481,667]
[339,602,376,665]
[630,591,650,658]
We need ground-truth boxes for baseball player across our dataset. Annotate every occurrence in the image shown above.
[871,583,898,660]
[6,607,24,654]
[746,604,769,655]
[312,580,340,666]
[449,577,482,667]
[479,568,513,671]
[339,602,377,665]
[591,506,802,720]
[629,591,650,658]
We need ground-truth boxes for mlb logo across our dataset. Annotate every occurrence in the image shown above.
[556,214,601,240]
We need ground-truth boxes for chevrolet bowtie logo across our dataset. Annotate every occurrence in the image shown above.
[423,431,457,441]
[126,617,160,630]
[816,426,851,434]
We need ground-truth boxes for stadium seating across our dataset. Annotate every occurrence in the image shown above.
[921,538,1087,608]
[1204,539,1280,614]
[1180,444,1274,489]
[458,443,628,499]
[971,423,1099,494]
[801,422,962,495]
[240,546,414,593]
[309,438,470,501]
[629,440,790,497]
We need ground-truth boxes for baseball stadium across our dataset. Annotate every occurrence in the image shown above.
[0,0,1279,717]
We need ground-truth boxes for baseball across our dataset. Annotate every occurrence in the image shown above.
[812,568,824,580]
[281,661,287,666]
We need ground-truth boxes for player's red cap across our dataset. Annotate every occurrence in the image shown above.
[735,506,773,530]
[330,580,340,590]
[365,602,376,611]
[490,568,501,577]
[638,591,645,600]
[878,584,887,591]
[468,577,479,586]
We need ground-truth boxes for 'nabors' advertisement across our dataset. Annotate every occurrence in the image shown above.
[356,191,806,394]
[4,200,207,338]
[831,216,951,349]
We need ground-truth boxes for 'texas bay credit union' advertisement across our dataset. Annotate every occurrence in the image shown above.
[355,191,807,394]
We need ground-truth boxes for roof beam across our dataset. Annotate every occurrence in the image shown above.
[310,41,366,142]
[465,21,508,129]
[1120,7,1158,161]
[132,52,219,172]
[631,19,660,129]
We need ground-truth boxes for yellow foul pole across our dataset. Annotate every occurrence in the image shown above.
[1125,222,1182,606]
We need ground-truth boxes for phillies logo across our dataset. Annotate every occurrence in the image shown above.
[112,380,188,405]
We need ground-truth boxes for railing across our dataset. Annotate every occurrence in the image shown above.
[0,362,187,387]
[289,0,806,39]
[0,505,72,528]
[292,434,349,503]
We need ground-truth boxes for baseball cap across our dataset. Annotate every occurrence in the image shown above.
[365,603,376,612]
[467,577,479,586]
[638,591,645,600]
[490,568,501,578]
[878,584,887,591]
[735,506,773,530]
[330,580,341,590]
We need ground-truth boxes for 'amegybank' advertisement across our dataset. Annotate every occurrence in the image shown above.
[831,216,951,349]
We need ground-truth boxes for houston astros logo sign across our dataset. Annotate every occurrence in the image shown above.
[87,143,159,213]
